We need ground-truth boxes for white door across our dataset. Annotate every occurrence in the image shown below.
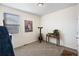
[78,4,79,55]
[78,15,79,55]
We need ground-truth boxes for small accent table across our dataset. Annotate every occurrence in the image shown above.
[46,33,60,46]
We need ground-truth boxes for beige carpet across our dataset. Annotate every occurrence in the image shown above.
[14,41,77,56]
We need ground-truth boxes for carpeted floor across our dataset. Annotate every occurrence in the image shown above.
[14,41,77,56]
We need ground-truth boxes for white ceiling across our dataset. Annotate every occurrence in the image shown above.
[1,3,77,16]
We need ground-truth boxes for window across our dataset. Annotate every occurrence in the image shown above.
[3,13,20,34]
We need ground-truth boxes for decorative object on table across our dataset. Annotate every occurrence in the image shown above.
[0,26,15,56]
[46,29,60,46]
[53,29,60,39]
[38,27,43,43]
[3,13,19,34]
[24,20,33,32]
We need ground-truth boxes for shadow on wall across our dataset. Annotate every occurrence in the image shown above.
[59,30,65,46]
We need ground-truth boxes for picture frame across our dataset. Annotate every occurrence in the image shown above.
[24,20,33,32]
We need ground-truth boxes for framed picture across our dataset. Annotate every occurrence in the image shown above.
[24,20,33,32]
[4,13,20,34]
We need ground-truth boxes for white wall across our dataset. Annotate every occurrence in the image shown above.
[41,5,78,50]
[0,5,40,48]
[0,4,78,51]
[78,4,79,55]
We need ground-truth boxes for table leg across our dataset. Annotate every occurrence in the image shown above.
[48,36,49,42]
[56,39,60,46]
[46,36,49,43]
[46,36,47,42]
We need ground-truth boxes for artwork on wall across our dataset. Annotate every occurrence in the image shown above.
[24,20,33,32]
[3,13,20,34]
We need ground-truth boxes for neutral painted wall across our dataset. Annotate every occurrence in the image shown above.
[0,4,78,51]
[0,5,40,48]
[78,4,79,55]
[41,5,78,50]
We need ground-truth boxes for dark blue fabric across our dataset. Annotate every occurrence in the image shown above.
[0,26,15,56]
